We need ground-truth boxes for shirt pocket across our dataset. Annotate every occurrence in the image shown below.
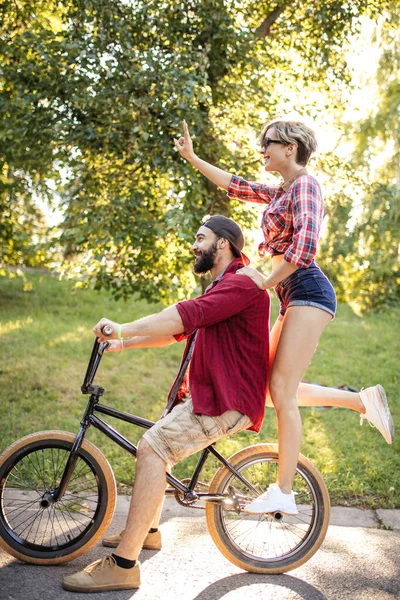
[263,204,287,233]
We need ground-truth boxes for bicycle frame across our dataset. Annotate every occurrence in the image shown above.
[54,339,258,506]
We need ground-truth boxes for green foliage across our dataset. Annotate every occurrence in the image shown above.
[317,9,400,310]
[0,183,50,268]
[1,0,397,307]
[0,0,63,268]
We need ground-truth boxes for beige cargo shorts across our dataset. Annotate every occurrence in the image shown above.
[142,394,252,467]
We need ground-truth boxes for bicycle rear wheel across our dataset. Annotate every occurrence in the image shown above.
[0,430,117,564]
[206,443,330,574]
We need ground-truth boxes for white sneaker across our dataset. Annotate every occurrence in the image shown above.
[244,483,298,515]
[359,385,394,444]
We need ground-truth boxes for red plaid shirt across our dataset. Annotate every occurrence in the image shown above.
[170,258,270,433]
[227,173,324,268]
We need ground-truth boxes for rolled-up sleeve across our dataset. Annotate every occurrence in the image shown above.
[173,333,187,342]
[227,175,276,204]
[284,177,324,268]
[176,275,264,335]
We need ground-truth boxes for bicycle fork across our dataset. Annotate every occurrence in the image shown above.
[52,395,99,504]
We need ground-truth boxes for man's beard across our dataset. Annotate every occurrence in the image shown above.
[193,241,218,275]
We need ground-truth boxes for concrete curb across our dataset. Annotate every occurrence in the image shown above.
[115,495,400,530]
[376,508,400,529]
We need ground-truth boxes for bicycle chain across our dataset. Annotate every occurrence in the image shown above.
[174,478,210,510]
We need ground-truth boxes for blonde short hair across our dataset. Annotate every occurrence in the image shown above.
[260,120,318,166]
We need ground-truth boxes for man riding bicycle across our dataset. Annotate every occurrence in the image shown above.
[63,215,271,593]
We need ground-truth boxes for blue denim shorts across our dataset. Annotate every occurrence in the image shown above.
[275,262,337,320]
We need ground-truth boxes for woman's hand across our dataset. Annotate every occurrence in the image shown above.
[174,120,196,161]
[173,120,233,189]
[104,340,124,353]
[236,266,268,290]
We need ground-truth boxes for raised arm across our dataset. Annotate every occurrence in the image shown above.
[174,120,233,190]
[175,121,276,203]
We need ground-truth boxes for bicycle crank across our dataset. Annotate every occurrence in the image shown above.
[173,479,210,510]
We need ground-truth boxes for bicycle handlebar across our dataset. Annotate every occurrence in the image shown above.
[80,324,116,394]
[81,335,110,394]
[101,325,113,336]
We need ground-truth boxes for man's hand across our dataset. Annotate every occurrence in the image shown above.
[236,266,268,290]
[174,120,196,161]
[93,318,121,342]
[104,340,124,353]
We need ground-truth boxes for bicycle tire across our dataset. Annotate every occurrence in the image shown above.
[0,430,117,565]
[206,443,330,574]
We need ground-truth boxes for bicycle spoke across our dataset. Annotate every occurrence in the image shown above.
[214,454,324,565]
[50,448,57,490]
[52,449,68,486]
[40,511,51,546]
[7,468,42,495]
[52,505,69,545]
[3,497,42,519]
[25,453,48,491]
[68,463,92,484]
[48,506,57,547]
[0,440,105,556]
[16,507,45,539]
[59,502,85,534]
[62,492,98,506]
[58,500,89,529]
[66,484,99,495]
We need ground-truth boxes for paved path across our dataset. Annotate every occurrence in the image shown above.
[119,495,400,530]
[1,498,399,600]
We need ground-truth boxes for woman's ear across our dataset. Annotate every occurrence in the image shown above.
[286,144,297,156]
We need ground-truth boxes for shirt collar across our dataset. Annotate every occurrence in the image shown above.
[217,257,245,278]
[206,258,244,292]
[213,266,228,283]
[280,167,308,191]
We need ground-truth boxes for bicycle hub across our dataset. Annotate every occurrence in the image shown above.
[39,491,56,508]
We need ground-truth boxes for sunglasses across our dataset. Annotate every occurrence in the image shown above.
[262,137,284,150]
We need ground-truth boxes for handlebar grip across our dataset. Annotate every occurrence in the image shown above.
[101,325,113,336]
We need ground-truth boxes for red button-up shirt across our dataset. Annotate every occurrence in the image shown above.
[227,174,324,268]
[170,258,270,433]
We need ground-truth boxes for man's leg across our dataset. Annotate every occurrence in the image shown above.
[114,439,167,561]
[63,396,251,592]
[102,475,167,548]
[63,438,167,593]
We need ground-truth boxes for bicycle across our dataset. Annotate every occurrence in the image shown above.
[0,336,330,574]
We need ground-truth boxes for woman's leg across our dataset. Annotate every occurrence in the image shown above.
[266,316,364,413]
[268,306,331,493]
[297,382,363,410]
[265,317,283,408]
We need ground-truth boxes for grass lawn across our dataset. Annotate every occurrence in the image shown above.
[0,270,399,509]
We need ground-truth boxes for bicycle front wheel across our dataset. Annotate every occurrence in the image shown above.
[206,443,330,574]
[0,430,117,564]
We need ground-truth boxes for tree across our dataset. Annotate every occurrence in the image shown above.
[0,0,394,303]
[0,1,63,269]
[317,7,400,310]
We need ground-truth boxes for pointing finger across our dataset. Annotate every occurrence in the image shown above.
[183,120,190,141]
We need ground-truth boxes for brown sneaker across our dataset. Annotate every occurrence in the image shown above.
[102,529,162,550]
[62,556,140,592]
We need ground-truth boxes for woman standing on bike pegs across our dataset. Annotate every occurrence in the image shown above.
[175,119,395,515]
